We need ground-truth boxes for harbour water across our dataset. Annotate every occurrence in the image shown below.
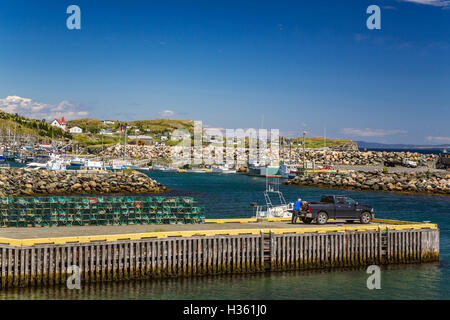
[0,172,449,299]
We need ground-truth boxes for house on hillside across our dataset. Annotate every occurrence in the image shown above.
[69,126,83,134]
[50,117,68,131]
[103,120,115,125]
[171,131,191,141]
[99,129,113,135]
[204,128,224,143]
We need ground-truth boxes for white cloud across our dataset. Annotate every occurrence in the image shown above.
[0,96,89,120]
[158,110,175,117]
[401,0,450,8]
[425,136,450,143]
[341,128,407,137]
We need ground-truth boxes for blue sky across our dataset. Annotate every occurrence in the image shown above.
[0,0,449,144]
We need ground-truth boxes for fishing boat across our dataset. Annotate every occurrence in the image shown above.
[111,160,132,170]
[70,156,86,167]
[279,162,297,179]
[85,160,104,170]
[24,162,47,171]
[189,168,206,173]
[247,163,281,177]
[253,178,294,218]
[46,158,66,171]
[211,165,235,174]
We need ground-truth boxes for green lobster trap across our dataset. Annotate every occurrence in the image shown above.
[0,195,205,228]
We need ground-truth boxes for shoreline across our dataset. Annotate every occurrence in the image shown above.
[285,170,449,196]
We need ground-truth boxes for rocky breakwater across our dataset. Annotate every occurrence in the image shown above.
[286,171,450,195]
[102,144,171,160]
[0,169,168,197]
[281,150,437,166]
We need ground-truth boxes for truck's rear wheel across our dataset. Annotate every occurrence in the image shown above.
[316,212,328,225]
[360,212,372,224]
[302,217,313,224]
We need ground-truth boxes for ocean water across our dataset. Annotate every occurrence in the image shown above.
[0,172,449,300]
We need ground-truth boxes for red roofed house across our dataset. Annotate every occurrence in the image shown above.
[50,117,68,131]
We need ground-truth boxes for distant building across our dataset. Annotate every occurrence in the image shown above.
[69,126,83,134]
[103,120,115,125]
[204,128,224,143]
[160,136,168,141]
[99,129,113,135]
[171,132,191,141]
[50,117,68,131]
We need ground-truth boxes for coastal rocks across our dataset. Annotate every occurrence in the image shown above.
[102,144,172,161]
[286,171,450,195]
[92,143,438,169]
[0,168,168,197]
[280,150,438,166]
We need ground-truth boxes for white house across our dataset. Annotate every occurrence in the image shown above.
[103,120,115,125]
[99,129,113,135]
[50,117,68,131]
[171,132,191,141]
[69,126,83,134]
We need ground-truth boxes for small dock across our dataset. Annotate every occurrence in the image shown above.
[0,218,439,288]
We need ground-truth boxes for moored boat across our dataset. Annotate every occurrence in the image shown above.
[253,178,294,218]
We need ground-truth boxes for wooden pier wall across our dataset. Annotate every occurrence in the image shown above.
[0,225,439,289]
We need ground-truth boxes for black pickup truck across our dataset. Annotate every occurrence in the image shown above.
[436,153,450,170]
[299,195,374,225]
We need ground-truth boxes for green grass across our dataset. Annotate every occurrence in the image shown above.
[289,137,353,149]
[0,111,71,141]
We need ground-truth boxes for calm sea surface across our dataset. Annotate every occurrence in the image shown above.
[1,172,449,300]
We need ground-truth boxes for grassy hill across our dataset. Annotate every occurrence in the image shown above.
[128,119,194,133]
[0,111,70,142]
[290,137,353,149]
[67,118,193,134]
[66,118,104,133]
[66,118,194,146]
[0,111,353,149]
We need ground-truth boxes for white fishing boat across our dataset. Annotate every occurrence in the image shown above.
[211,165,235,174]
[70,156,86,167]
[247,160,281,177]
[24,162,47,171]
[190,168,206,173]
[46,158,66,171]
[279,162,297,179]
[85,160,104,170]
[111,160,132,170]
[253,178,294,218]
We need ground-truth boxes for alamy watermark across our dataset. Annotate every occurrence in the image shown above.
[170,121,280,167]
[66,5,81,30]
[366,265,381,290]
[366,5,381,30]
[67,265,81,289]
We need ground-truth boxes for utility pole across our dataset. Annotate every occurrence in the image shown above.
[303,131,306,169]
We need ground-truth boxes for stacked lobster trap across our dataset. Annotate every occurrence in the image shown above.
[0,196,205,227]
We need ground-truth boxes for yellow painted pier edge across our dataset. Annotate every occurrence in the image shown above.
[0,218,439,289]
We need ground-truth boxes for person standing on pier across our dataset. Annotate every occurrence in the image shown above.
[292,198,302,224]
